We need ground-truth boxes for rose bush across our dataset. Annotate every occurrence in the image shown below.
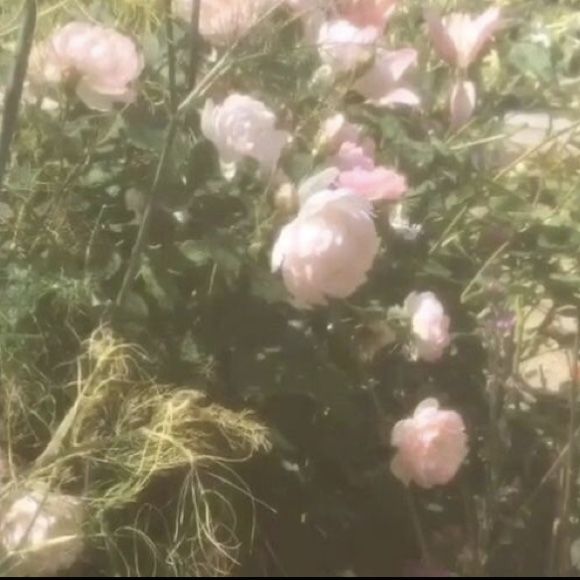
[0,0,578,576]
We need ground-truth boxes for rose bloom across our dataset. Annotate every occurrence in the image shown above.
[425,7,502,70]
[338,165,407,203]
[271,189,379,308]
[175,0,279,44]
[330,136,408,204]
[318,19,380,73]
[354,48,420,107]
[29,22,143,111]
[405,291,451,362]
[0,491,85,576]
[333,140,376,171]
[201,94,290,178]
[338,0,398,30]
[391,398,468,488]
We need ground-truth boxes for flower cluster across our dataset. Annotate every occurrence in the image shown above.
[17,2,508,538]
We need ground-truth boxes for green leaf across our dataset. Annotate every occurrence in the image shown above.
[179,240,212,266]
[508,42,553,82]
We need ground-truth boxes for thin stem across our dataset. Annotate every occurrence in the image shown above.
[0,0,37,191]
[114,117,178,309]
[114,0,184,308]
[188,0,201,91]
[163,0,178,114]
[557,308,580,575]
[406,488,432,565]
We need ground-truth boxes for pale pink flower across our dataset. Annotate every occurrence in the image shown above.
[271,189,379,308]
[339,0,398,31]
[391,398,468,488]
[318,19,380,73]
[201,94,290,178]
[426,7,502,70]
[175,0,280,44]
[405,292,451,362]
[450,79,476,129]
[0,491,85,576]
[354,48,420,107]
[29,22,143,111]
[333,140,376,171]
[338,166,407,202]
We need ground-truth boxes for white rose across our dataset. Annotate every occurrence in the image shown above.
[201,94,290,179]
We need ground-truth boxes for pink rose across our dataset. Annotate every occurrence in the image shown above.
[318,19,380,73]
[333,140,376,171]
[405,292,451,362]
[175,0,280,44]
[338,166,407,202]
[338,0,398,31]
[354,48,420,107]
[391,398,468,488]
[426,7,502,70]
[271,189,379,308]
[29,22,143,111]
[201,94,290,178]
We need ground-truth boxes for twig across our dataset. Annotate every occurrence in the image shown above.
[115,0,184,308]
[461,240,511,304]
[406,489,432,565]
[114,117,178,309]
[163,0,178,114]
[0,0,37,191]
[557,308,580,575]
[493,118,580,182]
[188,0,201,91]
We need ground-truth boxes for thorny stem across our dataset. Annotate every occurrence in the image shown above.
[0,0,37,192]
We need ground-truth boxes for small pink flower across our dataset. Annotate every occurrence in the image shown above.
[318,19,380,73]
[338,166,407,202]
[201,93,290,178]
[450,79,476,129]
[271,189,379,308]
[333,140,376,171]
[354,48,420,107]
[339,0,398,31]
[426,7,502,70]
[391,398,468,488]
[405,292,451,362]
[175,0,279,44]
[29,22,144,111]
